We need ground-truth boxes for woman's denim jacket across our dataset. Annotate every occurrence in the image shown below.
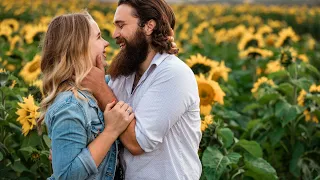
[45,88,118,180]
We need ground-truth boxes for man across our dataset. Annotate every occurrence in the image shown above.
[82,0,202,179]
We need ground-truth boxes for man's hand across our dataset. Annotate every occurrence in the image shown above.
[81,55,117,110]
[81,55,106,96]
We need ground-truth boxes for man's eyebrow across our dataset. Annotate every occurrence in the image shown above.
[113,20,125,25]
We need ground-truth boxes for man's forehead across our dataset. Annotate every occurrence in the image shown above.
[113,4,136,23]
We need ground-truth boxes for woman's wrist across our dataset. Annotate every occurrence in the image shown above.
[101,128,119,141]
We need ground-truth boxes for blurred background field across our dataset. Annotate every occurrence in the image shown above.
[0,0,320,179]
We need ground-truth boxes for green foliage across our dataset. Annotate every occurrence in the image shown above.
[0,72,50,179]
[1,0,320,179]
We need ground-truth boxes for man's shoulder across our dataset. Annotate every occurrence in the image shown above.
[159,54,194,75]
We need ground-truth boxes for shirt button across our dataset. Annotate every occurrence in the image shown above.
[107,172,113,176]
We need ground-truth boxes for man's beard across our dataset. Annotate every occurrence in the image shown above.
[107,28,149,79]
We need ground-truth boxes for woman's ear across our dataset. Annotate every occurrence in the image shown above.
[144,19,156,36]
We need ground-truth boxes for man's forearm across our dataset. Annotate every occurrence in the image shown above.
[120,119,144,156]
[93,83,117,111]
[94,82,143,155]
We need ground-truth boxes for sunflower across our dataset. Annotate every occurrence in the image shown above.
[1,18,19,32]
[297,54,309,63]
[6,35,22,55]
[251,76,275,95]
[20,24,32,37]
[287,47,298,58]
[298,85,320,123]
[265,60,284,74]
[227,25,249,40]
[279,48,297,67]
[307,37,316,50]
[6,64,16,71]
[238,33,265,51]
[16,95,40,136]
[19,54,41,84]
[267,19,285,29]
[303,110,319,123]
[239,47,273,59]
[196,74,225,115]
[214,28,229,45]
[191,36,202,47]
[193,22,210,35]
[10,80,16,89]
[13,7,26,16]
[208,61,231,82]
[297,89,307,106]
[178,23,190,41]
[32,80,44,96]
[24,24,47,44]
[256,25,273,36]
[309,84,320,93]
[186,54,219,75]
[201,115,213,132]
[256,67,263,75]
[31,151,41,162]
[101,23,115,36]
[39,16,53,25]
[175,41,184,54]
[265,34,278,46]
[0,24,13,41]
[200,105,212,116]
[275,27,299,47]
[92,10,106,24]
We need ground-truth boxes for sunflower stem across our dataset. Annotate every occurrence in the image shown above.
[290,63,298,150]
[0,89,5,120]
[253,57,258,85]
[252,57,258,119]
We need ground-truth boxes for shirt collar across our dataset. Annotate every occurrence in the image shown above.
[125,52,170,79]
[124,52,170,95]
[150,52,170,67]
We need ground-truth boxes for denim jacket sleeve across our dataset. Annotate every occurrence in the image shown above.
[49,101,98,179]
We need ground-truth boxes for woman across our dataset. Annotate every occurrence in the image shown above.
[38,11,133,179]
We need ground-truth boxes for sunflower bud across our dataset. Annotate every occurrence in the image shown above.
[280,49,293,67]
[0,70,9,87]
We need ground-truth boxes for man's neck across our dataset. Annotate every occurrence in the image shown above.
[138,49,157,75]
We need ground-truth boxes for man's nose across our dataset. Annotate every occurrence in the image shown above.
[112,29,120,39]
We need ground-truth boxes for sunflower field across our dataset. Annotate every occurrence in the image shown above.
[1,0,320,179]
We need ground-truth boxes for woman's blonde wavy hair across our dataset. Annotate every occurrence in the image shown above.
[38,11,94,132]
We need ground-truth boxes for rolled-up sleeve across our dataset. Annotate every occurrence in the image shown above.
[134,64,197,152]
[50,102,98,179]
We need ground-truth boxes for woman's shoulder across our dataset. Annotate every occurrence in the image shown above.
[46,90,96,119]
[45,90,97,131]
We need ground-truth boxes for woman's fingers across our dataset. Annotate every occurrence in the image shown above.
[120,103,129,112]
[125,107,133,115]
[115,101,125,108]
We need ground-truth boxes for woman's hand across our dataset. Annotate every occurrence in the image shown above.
[102,100,134,136]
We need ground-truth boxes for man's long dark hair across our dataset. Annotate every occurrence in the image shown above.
[118,0,176,53]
